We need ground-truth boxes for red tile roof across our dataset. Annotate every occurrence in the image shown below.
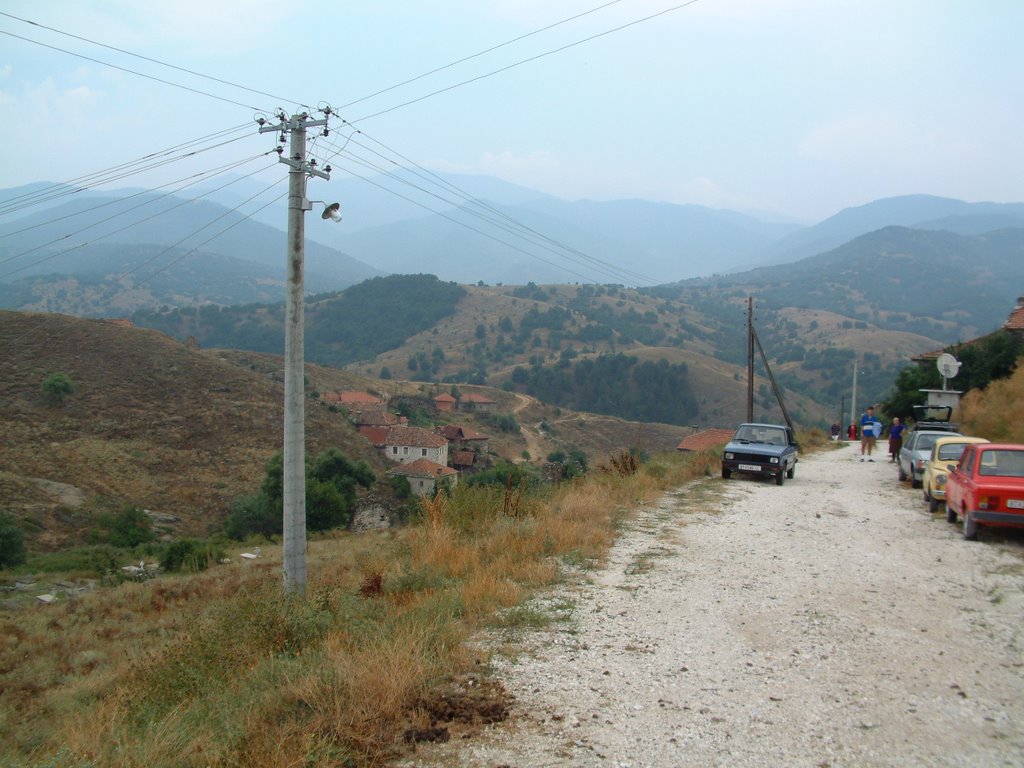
[387,459,458,478]
[451,450,476,466]
[459,392,496,404]
[434,393,457,403]
[356,411,403,426]
[358,426,389,446]
[437,425,490,441]
[386,426,448,449]
[676,428,734,452]
[1005,300,1024,331]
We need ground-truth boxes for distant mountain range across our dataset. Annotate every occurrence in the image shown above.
[1,174,1023,316]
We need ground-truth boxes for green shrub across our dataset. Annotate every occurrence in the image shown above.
[306,479,347,532]
[41,372,75,404]
[160,539,224,573]
[227,448,376,539]
[389,474,412,500]
[93,506,155,548]
[224,494,280,540]
[0,512,27,569]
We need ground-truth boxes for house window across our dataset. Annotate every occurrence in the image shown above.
[391,446,398,455]
[403,447,409,455]
[422,448,427,457]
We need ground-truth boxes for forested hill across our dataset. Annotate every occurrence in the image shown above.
[653,226,1024,343]
[132,274,466,368]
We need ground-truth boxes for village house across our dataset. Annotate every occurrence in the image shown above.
[353,410,406,428]
[458,392,497,413]
[434,393,457,412]
[387,459,459,497]
[357,425,390,448]
[450,450,478,470]
[384,426,449,466]
[436,424,490,453]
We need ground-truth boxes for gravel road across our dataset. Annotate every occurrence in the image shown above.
[405,442,1024,767]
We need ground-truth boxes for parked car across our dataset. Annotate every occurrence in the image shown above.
[899,429,963,488]
[922,436,990,513]
[721,423,798,486]
[945,443,1024,539]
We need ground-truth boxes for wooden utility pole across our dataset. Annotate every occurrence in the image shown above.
[746,296,754,422]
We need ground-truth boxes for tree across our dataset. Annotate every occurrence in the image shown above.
[42,372,75,404]
[0,513,27,569]
[224,494,280,539]
[94,506,155,548]
[227,449,376,539]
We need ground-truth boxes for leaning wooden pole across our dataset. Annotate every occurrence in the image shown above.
[752,327,795,432]
[746,296,754,422]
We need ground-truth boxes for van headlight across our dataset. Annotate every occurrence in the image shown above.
[724,452,734,460]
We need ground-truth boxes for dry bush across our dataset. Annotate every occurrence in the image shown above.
[959,362,1024,442]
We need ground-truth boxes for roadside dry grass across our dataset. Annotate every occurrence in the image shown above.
[1,449,717,767]
[959,362,1024,442]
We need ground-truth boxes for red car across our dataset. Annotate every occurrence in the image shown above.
[945,443,1024,540]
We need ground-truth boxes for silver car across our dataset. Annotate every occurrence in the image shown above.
[898,429,963,489]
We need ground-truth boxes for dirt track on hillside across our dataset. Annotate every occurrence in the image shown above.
[402,442,1024,767]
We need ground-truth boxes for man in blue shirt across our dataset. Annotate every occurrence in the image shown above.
[860,405,879,462]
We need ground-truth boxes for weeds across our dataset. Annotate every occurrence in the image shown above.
[1,449,715,767]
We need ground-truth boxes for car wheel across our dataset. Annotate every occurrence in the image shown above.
[898,463,908,481]
[963,511,979,541]
[786,464,795,479]
[911,474,922,490]
[928,495,940,514]
[776,471,784,486]
[946,505,957,524]
[722,467,731,480]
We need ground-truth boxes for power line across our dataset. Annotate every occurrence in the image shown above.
[0,123,254,217]
[337,0,626,111]
[350,0,702,122]
[0,161,281,280]
[113,181,288,286]
[0,28,267,111]
[0,11,299,109]
[0,154,272,270]
[337,126,655,284]
[331,152,623,285]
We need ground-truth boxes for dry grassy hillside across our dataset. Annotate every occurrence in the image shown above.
[0,311,385,550]
[1,312,696,551]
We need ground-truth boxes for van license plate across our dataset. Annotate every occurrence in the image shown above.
[1008,499,1024,509]
[738,464,760,471]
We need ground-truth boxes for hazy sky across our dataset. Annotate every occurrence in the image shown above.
[1,0,1022,222]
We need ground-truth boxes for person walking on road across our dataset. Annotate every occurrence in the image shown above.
[860,405,880,461]
[888,416,906,463]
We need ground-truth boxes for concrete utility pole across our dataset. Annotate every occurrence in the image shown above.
[259,110,332,594]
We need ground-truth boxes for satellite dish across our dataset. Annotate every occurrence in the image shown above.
[321,202,342,222]
[936,353,961,380]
